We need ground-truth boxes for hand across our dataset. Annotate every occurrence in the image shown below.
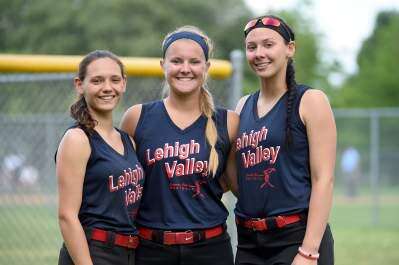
[291,253,317,265]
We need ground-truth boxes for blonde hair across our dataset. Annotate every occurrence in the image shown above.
[162,25,219,177]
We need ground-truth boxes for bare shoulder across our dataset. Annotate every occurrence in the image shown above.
[226,110,239,142]
[235,95,251,114]
[56,127,91,163]
[302,89,330,104]
[61,128,90,147]
[300,89,333,125]
[120,104,143,137]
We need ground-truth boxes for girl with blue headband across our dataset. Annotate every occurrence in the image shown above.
[121,25,239,265]
[227,15,336,265]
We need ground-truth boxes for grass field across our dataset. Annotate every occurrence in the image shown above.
[331,196,399,265]
[0,194,398,265]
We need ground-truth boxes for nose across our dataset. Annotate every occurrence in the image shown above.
[180,61,191,74]
[254,46,265,58]
[102,79,113,92]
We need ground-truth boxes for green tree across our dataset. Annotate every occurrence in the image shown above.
[0,0,251,58]
[0,0,330,113]
[334,10,399,107]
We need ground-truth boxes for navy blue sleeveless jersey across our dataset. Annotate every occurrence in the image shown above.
[235,85,310,218]
[134,100,231,230]
[63,127,145,235]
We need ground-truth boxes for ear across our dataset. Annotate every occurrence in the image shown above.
[287,41,296,58]
[74,77,84,95]
[160,59,165,71]
[121,76,127,93]
[160,59,169,79]
[205,61,211,72]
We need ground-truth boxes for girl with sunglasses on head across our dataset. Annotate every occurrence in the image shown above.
[121,25,239,265]
[56,50,145,265]
[228,15,336,265]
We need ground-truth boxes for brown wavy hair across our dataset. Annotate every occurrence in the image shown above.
[70,50,126,132]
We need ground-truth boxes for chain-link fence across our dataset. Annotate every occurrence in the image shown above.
[1,70,399,264]
[0,71,237,264]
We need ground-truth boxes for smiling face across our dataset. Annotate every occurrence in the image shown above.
[161,39,210,97]
[245,27,295,79]
[75,57,126,115]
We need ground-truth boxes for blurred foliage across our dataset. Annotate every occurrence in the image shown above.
[1,0,342,109]
[2,1,399,108]
[0,0,251,58]
[333,10,399,107]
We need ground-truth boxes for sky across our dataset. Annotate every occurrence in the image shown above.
[244,0,399,83]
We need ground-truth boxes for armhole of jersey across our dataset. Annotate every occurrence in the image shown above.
[238,93,254,117]
[128,136,137,152]
[54,125,93,165]
[118,129,135,153]
[133,104,147,140]
[295,85,310,129]
[80,127,94,168]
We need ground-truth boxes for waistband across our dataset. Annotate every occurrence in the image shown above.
[138,224,226,245]
[236,213,304,231]
[86,228,139,249]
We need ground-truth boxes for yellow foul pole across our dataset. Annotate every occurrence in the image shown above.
[0,54,232,79]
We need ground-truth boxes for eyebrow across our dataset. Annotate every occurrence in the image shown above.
[246,37,277,43]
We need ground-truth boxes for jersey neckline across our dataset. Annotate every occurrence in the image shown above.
[160,100,206,134]
[93,128,129,159]
[252,90,287,122]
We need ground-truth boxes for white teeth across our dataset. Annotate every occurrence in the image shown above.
[177,77,193,80]
[255,62,270,67]
[99,95,114,100]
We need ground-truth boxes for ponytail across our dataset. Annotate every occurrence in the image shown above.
[162,25,218,177]
[70,96,97,132]
[285,58,297,147]
[199,86,219,177]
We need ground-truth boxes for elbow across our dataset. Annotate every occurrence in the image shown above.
[312,173,334,191]
[58,210,79,231]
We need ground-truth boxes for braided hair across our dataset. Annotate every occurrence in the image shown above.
[285,57,297,147]
[276,17,297,147]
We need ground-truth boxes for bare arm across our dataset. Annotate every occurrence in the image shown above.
[293,89,336,264]
[120,104,142,138]
[56,128,92,265]
[220,109,239,196]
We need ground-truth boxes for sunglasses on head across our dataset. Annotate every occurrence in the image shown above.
[244,16,293,41]
[244,17,281,33]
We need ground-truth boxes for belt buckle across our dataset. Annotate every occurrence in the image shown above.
[275,216,286,228]
[251,218,267,231]
[126,235,137,249]
[164,230,194,245]
[176,230,194,244]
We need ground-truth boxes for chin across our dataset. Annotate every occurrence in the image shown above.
[173,86,200,96]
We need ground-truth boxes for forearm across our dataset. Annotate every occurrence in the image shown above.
[59,216,93,265]
[301,176,334,253]
[224,148,239,197]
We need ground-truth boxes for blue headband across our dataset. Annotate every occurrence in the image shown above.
[162,31,209,61]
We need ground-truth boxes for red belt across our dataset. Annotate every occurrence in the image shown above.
[236,214,302,231]
[90,228,139,249]
[138,225,225,245]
